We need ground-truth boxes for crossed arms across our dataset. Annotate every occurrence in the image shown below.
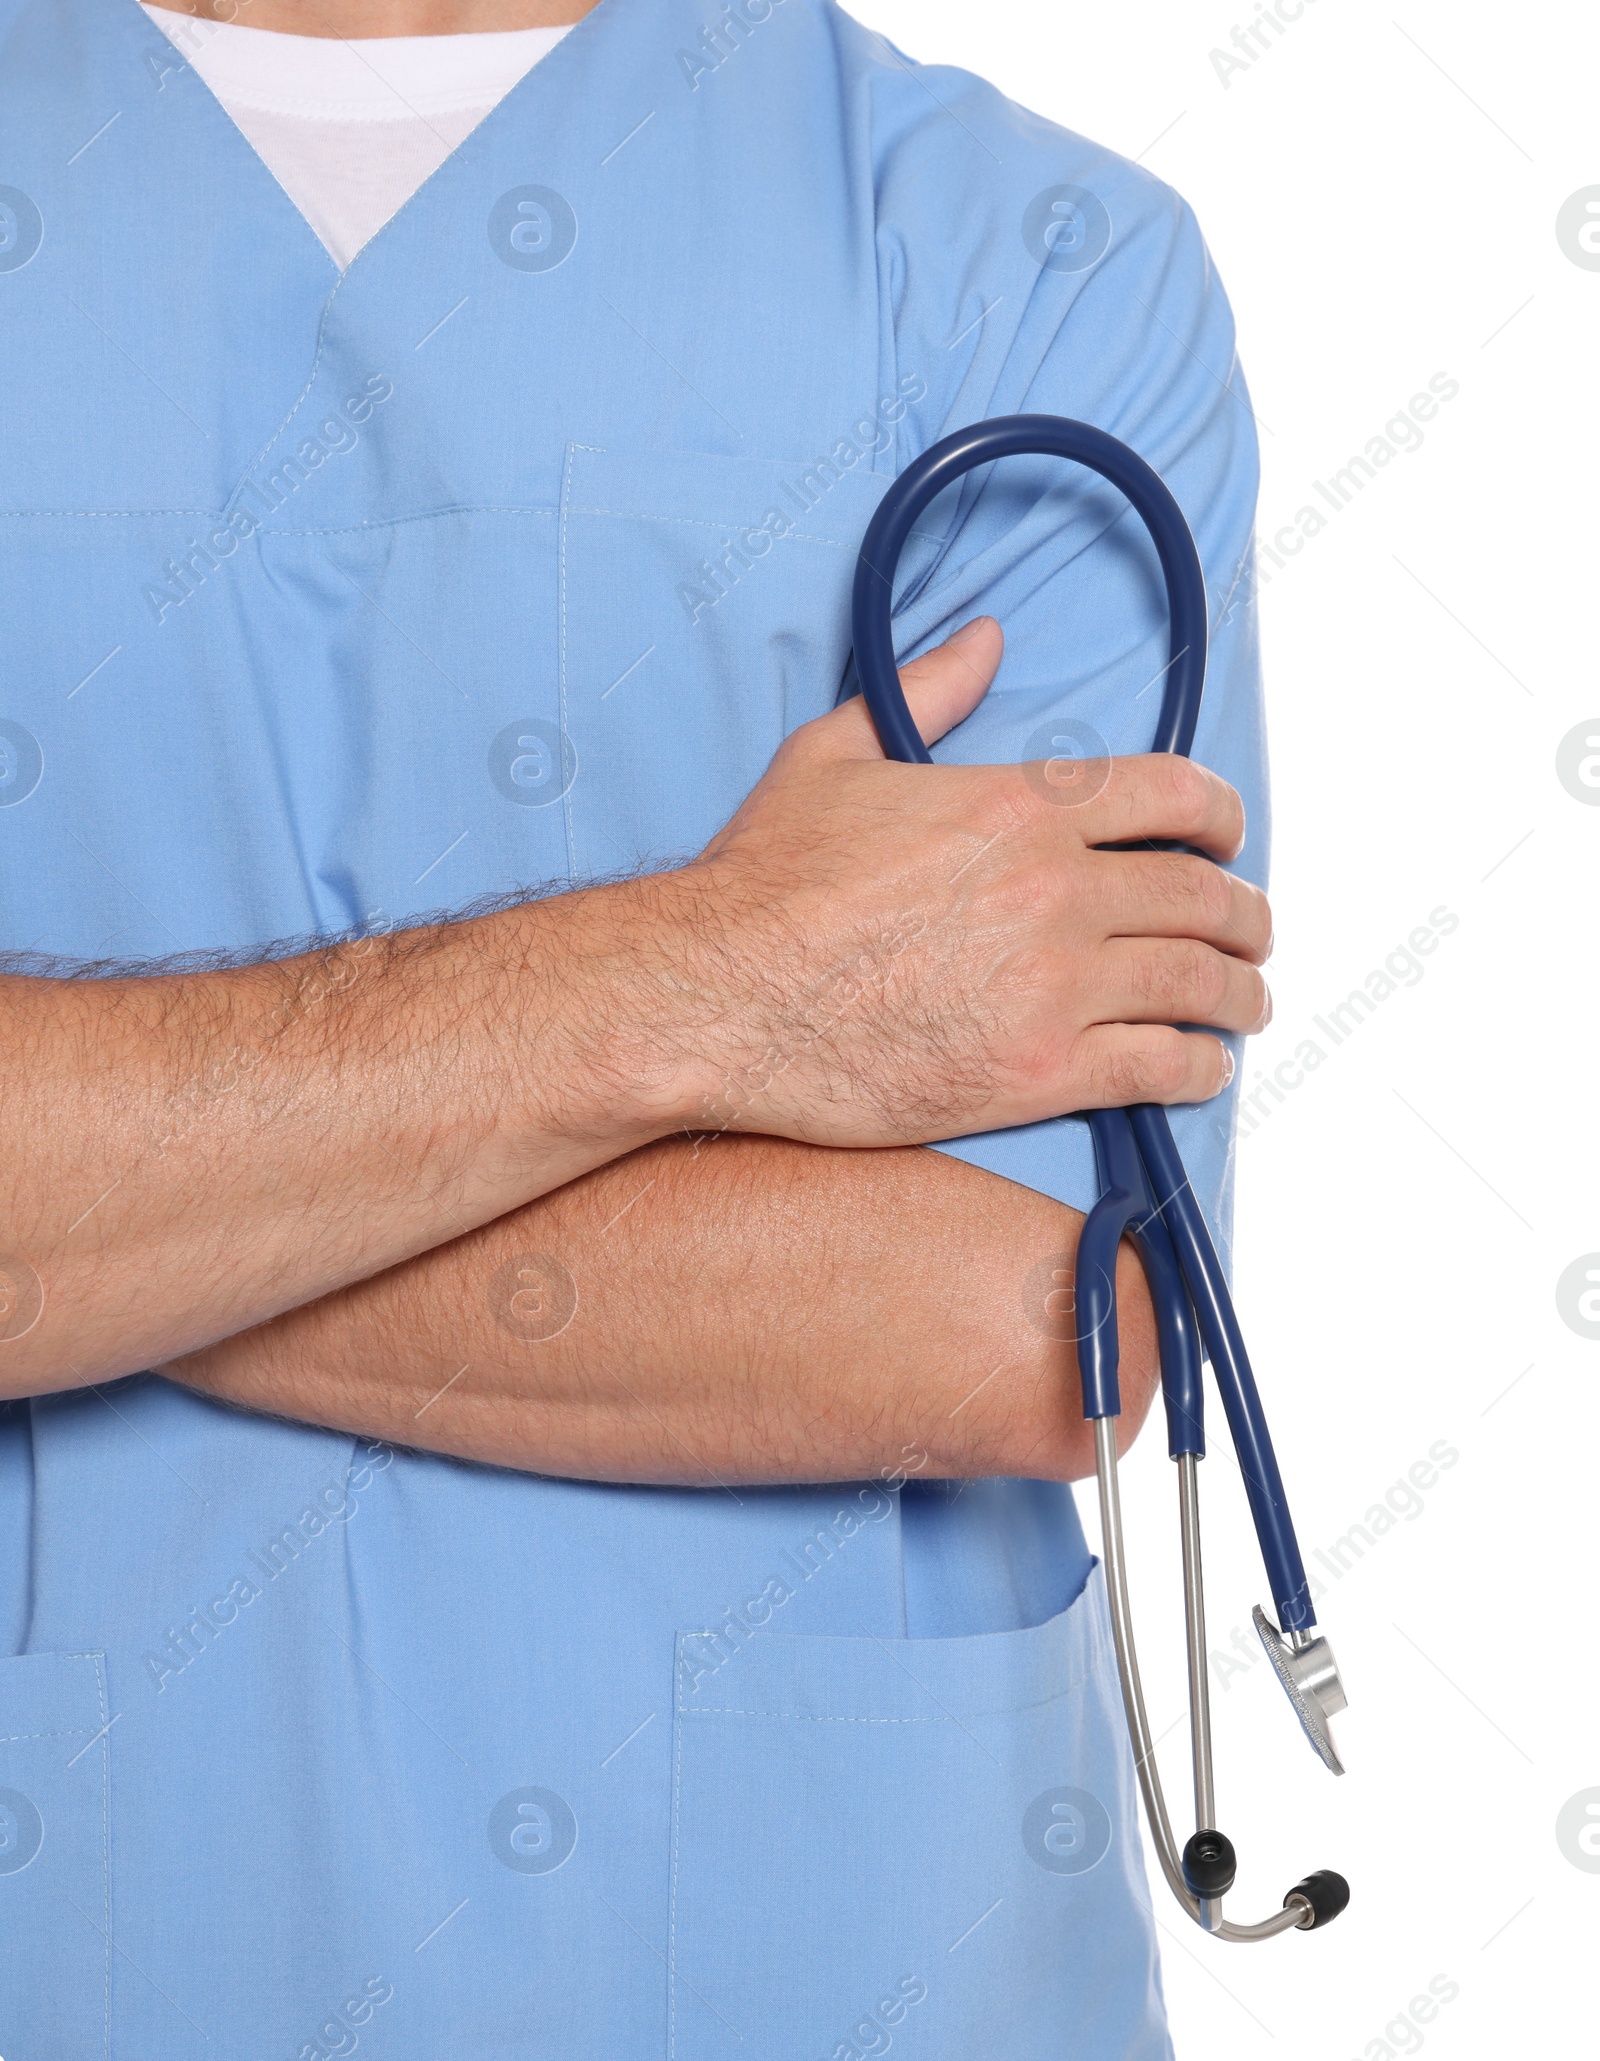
[2,623,1270,1482]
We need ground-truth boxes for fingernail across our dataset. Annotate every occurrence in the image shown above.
[1260,986,1274,1030]
[951,616,992,645]
[1219,1046,1235,1090]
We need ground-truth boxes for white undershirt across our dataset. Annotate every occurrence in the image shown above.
[141,7,573,269]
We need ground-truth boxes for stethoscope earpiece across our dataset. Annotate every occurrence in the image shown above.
[1286,1870,1353,1930]
[1181,1829,1237,1900]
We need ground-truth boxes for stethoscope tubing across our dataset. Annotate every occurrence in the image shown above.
[848,412,1313,1636]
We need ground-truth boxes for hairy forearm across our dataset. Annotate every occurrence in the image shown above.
[167,1137,1158,1485]
[4,626,1262,1407]
[0,880,707,1396]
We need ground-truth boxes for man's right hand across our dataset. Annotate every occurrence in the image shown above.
[672,614,1271,1147]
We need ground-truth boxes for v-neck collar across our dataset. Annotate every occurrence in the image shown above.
[119,0,622,282]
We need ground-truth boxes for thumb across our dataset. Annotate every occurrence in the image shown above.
[808,616,1004,761]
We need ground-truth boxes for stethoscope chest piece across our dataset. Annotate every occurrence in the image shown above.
[1254,1605,1349,1776]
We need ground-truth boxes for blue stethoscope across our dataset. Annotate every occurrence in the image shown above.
[851,416,1349,1940]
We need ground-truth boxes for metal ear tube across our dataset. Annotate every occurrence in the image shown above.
[850,413,1350,1940]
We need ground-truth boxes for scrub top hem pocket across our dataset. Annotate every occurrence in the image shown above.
[0,1650,113,2061]
[667,1567,1170,2061]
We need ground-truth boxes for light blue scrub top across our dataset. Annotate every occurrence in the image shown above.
[0,0,1265,2052]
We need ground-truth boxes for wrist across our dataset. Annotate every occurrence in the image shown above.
[491,870,731,1170]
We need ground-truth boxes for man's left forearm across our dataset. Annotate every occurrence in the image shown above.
[165,1134,1158,1486]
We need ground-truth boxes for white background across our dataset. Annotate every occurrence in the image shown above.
[849,2,1598,2054]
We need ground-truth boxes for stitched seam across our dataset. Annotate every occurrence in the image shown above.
[565,503,847,548]
[682,1709,940,1723]
[0,1728,98,1744]
[0,504,561,532]
[668,1670,686,2061]
[250,505,560,537]
[93,1653,110,2061]
[0,505,846,540]
[558,445,600,883]
[222,268,351,516]
[0,508,222,521]
[678,1664,1102,1726]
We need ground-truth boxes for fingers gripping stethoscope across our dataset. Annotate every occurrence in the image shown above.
[850,415,1350,1941]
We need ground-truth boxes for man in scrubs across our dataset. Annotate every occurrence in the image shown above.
[0,0,1270,2052]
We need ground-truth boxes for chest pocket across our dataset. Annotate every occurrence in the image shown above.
[556,445,888,880]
